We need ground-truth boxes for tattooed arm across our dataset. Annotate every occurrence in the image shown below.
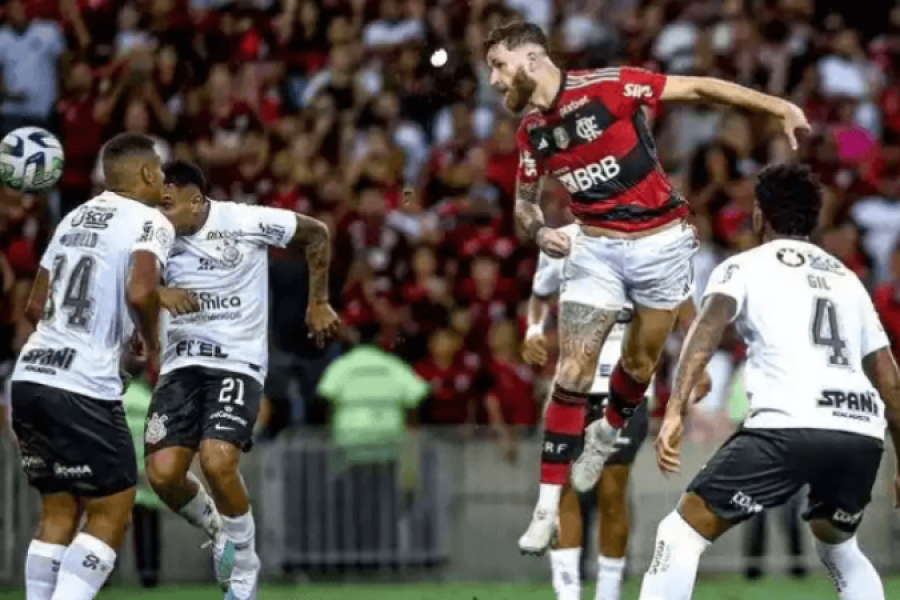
[516,177,572,258]
[290,214,341,346]
[668,294,736,417]
[290,214,331,306]
[515,178,546,242]
[656,293,735,472]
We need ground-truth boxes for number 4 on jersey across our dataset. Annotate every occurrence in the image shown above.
[811,297,849,367]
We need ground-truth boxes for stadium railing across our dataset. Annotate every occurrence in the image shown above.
[0,428,898,586]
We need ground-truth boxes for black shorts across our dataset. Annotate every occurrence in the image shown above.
[11,381,137,497]
[687,428,884,533]
[584,393,649,466]
[145,366,262,455]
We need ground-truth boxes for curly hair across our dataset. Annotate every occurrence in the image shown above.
[754,163,822,237]
[484,21,549,57]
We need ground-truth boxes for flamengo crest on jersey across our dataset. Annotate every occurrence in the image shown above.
[160,201,297,383]
[703,239,890,440]
[12,192,175,401]
[516,67,688,233]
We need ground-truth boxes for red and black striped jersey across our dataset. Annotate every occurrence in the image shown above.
[515,67,688,233]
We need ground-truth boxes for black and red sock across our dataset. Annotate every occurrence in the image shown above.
[540,386,588,484]
[605,362,650,429]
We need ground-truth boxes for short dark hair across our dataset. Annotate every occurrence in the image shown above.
[484,21,549,57]
[163,160,208,196]
[101,133,156,166]
[755,163,822,237]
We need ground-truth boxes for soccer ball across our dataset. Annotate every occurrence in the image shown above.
[0,127,64,192]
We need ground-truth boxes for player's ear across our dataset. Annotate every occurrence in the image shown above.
[140,162,154,186]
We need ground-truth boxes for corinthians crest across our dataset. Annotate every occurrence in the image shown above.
[145,413,169,445]
[553,127,569,150]
[216,237,243,267]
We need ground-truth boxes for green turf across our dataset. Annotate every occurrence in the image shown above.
[2,576,898,600]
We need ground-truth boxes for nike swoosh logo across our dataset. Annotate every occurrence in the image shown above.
[234,543,250,551]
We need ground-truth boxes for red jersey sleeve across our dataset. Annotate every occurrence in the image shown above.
[515,116,546,187]
[616,67,668,114]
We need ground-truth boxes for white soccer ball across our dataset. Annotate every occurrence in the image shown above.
[0,126,64,192]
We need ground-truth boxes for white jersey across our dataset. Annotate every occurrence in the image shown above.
[704,239,890,440]
[160,200,297,383]
[532,224,650,396]
[12,192,174,400]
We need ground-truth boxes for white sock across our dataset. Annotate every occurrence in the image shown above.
[538,483,562,513]
[178,472,222,539]
[222,510,259,570]
[638,511,711,600]
[50,534,116,600]
[816,536,884,600]
[596,556,626,600]
[26,540,65,600]
[550,548,582,600]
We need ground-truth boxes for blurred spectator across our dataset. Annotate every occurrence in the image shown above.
[873,241,900,360]
[482,320,537,462]
[317,323,428,462]
[0,0,66,133]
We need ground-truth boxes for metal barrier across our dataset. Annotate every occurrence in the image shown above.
[0,440,40,585]
[260,429,451,573]
[0,427,898,585]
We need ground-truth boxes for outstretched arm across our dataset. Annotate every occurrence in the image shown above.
[662,76,810,149]
[289,214,341,346]
[289,214,331,307]
[667,294,736,418]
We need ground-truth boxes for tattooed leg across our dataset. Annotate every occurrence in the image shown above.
[556,302,620,393]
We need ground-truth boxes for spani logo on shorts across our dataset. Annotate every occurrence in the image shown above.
[145,412,169,445]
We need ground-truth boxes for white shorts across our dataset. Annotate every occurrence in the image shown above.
[559,222,698,311]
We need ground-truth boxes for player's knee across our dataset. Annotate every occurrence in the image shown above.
[199,441,240,483]
[620,351,656,384]
[146,452,188,493]
[38,504,80,544]
[557,357,594,392]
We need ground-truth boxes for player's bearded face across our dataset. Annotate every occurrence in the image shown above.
[504,67,537,114]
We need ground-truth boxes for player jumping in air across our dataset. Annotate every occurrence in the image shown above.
[525,224,709,600]
[640,164,900,600]
[143,161,340,600]
[482,21,811,554]
[11,133,185,600]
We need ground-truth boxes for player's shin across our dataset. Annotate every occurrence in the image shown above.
[816,537,885,600]
[637,512,710,600]
[605,364,650,429]
[520,386,586,555]
[177,471,222,540]
[550,548,582,600]
[49,534,116,600]
[26,541,65,600]
[539,386,587,510]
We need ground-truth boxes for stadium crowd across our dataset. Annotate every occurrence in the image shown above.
[0,0,899,457]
